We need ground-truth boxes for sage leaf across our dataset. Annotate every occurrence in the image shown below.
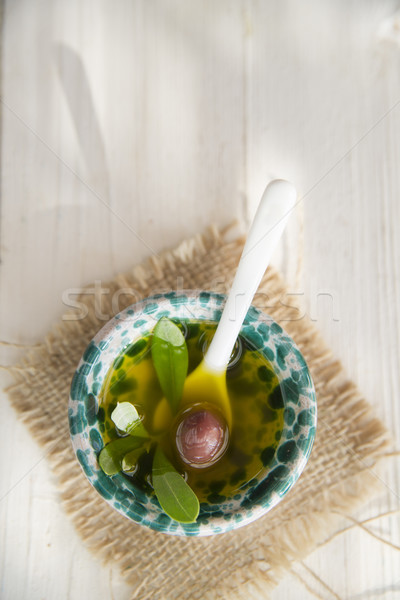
[151,318,188,415]
[99,436,147,475]
[152,446,199,523]
[111,402,147,436]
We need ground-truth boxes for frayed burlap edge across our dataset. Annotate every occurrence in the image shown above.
[6,226,391,600]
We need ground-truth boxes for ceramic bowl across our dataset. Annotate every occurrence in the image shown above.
[69,291,316,536]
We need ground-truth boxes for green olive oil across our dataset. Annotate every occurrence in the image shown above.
[99,320,284,504]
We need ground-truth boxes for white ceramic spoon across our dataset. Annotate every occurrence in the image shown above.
[154,179,296,432]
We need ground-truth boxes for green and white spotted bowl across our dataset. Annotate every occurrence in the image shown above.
[69,291,316,536]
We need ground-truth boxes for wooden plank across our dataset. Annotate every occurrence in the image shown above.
[1,1,399,599]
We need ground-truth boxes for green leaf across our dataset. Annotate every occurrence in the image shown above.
[122,446,147,472]
[98,436,147,475]
[151,318,188,415]
[111,402,144,434]
[125,420,149,438]
[152,446,199,523]
[110,402,148,438]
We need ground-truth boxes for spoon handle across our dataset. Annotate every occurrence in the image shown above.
[204,179,296,372]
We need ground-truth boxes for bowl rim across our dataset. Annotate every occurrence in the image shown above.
[68,290,316,537]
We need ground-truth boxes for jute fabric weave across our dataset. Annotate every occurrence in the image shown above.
[7,227,390,600]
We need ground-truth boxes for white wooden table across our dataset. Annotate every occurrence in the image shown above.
[1,2,399,598]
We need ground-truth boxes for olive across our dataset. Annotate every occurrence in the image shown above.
[175,409,228,468]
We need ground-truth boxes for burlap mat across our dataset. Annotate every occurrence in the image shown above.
[7,226,390,600]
